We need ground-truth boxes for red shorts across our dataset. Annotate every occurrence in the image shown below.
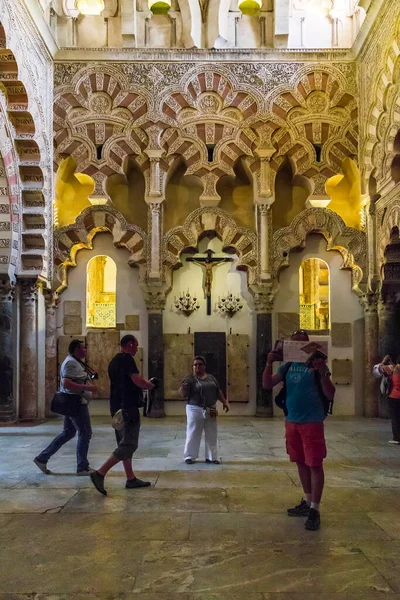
[285,421,327,467]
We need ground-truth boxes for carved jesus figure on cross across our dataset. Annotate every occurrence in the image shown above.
[186,249,233,315]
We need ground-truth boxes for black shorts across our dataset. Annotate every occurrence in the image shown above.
[113,410,140,461]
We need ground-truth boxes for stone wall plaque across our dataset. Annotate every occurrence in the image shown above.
[63,315,82,335]
[63,301,81,317]
[227,334,249,403]
[164,333,193,400]
[86,330,120,399]
[331,322,352,347]
[331,359,353,385]
[125,314,140,330]
[277,312,300,340]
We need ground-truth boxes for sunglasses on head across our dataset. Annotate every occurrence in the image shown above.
[292,329,308,335]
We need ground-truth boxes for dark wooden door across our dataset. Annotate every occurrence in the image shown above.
[194,332,226,396]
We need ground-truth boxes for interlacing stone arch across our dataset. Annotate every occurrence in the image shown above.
[163,207,258,286]
[266,67,358,191]
[363,14,400,186]
[272,208,367,295]
[54,205,147,293]
[0,22,47,278]
[378,203,400,270]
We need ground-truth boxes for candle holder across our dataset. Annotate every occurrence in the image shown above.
[174,290,200,317]
[217,292,243,318]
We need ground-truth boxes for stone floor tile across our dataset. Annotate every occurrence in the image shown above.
[0,489,78,513]
[0,539,146,594]
[367,513,400,538]
[63,487,228,513]
[0,512,189,542]
[155,469,293,489]
[189,512,390,542]
[133,541,393,593]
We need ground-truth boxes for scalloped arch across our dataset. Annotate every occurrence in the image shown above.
[379,203,400,269]
[272,208,367,294]
[54,205,147,293]
[163,207,258,285]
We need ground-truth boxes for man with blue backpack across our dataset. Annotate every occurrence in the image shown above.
[262,330,336,531]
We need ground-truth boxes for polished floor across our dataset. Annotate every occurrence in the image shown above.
[1,415,400,599]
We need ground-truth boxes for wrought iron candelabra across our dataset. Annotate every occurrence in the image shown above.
[174,290,200,317]
[217,292,243,317]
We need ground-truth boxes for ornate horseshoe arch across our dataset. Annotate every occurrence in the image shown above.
[379,203,400,269]
[163,207,258,286]
[272,208,367,295]
[54,205,147,293]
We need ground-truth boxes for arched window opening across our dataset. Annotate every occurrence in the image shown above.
[86,255,116,328]
[299,258,330,332]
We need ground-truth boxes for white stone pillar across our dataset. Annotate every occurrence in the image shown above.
[149,203,162,282]
[258,203,271,281]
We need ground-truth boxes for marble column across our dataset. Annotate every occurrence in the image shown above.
[44,290,59,417]
[360,293,380,417]
[19,279,38,421]
[253,292,274,418]
[0,278,16,422]
[146,291,166,418]
[258,203,271,282]
[148,203,162,282]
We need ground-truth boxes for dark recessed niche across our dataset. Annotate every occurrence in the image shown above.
[313,144,322,163]
[96,144,104,161]
[206,144,215,163]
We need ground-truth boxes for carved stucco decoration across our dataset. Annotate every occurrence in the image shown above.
[53,61,358,209]
[0,1,53,282]
[54,205,147,293]
[0,20,50,280]
[54,64,152,195]
[378,203,400,271]
[272,207,367,295]
[264,67,358,195]
[163,206,258,286]
[361,11,400,190]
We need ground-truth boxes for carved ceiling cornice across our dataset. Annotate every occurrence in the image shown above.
[54,48,354,63]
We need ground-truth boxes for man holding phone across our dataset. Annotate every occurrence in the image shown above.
[262,330,335,531]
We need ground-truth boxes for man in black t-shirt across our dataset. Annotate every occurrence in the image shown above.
[90,335,155,496]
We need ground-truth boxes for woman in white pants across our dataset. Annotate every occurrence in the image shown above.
[180,356,229,464]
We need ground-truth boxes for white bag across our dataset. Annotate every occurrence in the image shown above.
[111,409,124,431]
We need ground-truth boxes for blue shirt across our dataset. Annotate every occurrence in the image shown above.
[277,362,326,423]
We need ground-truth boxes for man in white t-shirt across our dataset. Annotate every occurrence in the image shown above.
[34,339,97,475]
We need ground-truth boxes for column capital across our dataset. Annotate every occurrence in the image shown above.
[19,278,39,305]
[250,286,275,313]
[0,277,15,302]
[43,289,60,311]
[359,292,379,314]
[144,290,167,313]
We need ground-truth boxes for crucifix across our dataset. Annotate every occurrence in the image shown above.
[186,249,233,315]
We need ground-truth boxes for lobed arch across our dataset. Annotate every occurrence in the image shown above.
[0,22,47,279]
[159,67,263,127]
[163,207,258,286]
[378,203,400,269]
[54,64,151,193]
[54,205,147,293]
[272,208,367,295]
[363,14,400,185]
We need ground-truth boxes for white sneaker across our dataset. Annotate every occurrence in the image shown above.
[388,440,400,445]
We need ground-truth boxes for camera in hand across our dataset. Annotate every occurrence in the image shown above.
[149,377,159,390]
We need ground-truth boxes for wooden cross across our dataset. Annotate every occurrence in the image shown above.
[186,249,234,315]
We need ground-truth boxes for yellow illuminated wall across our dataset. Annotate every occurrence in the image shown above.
[86,255,116,328]
[299,258,330,331]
